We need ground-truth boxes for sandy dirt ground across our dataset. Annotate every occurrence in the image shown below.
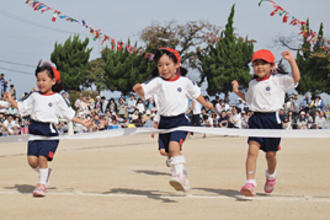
[0,133,329,220]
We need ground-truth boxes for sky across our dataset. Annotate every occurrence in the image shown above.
[0,0,329,102]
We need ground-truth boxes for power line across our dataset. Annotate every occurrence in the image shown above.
[0,59,35,68]
[0,9,81,35]
[0,67,33,76]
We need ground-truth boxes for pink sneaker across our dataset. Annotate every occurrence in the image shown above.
[169,170,190,192]
[240,182,256,196]
[33,183,47,197]
[264,177,276,193]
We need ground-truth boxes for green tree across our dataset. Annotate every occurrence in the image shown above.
[197,4,254,96]
[50,35,92,91]
[86,58,106,93]
[100,41,154,95]
[296,22,330,94]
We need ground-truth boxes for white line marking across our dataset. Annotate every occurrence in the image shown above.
[0,190,329,203]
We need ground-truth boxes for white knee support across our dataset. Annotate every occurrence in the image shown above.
[170,155,186,166]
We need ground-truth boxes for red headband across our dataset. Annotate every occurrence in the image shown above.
[159,47,181,64]
[51,65,61,82]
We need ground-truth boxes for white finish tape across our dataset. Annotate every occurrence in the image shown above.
[0,127,329,143]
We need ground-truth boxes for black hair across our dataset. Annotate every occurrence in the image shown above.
[35,61,63,93]
[150,48,187,78]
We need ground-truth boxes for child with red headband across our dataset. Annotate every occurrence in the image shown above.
[232,50,300,196]
[133,48,213,192]
[4,60,92,197]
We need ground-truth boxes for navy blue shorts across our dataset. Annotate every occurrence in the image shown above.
[158,114,191,153]
[248,112,282,152]
[27,120,59,161]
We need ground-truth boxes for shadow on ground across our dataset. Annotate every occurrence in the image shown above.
[103,188,178,203]
[4,184,56,194]
[134,169,171,176]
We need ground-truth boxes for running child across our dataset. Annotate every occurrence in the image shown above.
[133,48,213,192]
[4,60,92,197]
[232,49,300,196]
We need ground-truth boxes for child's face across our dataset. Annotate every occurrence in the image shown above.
[157,54,180,80]
[252,60,273,79]
[36,70,56,94]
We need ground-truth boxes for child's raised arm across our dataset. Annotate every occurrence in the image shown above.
[196,95,214,111]
[133,83,145,98]
[281,51,300,83]
[231,80,246,102]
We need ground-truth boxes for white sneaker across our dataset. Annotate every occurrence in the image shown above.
[169,170,190,192]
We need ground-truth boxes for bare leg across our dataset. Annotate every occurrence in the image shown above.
[265,151,277,175]
[246,141,260,180]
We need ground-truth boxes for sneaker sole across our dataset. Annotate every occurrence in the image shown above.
[240,188,256,197]
[169,179,184,191]
[33,191,46,197]
[264,187,274,194]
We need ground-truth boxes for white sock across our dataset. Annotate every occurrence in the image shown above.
[265,169,277,179]
[39,168,49,185]
[171,155,186,176]
[246,179,257,187]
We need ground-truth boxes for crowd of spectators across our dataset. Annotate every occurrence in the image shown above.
[0,72,329,136]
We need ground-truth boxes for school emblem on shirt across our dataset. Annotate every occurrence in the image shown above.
[177,87,182,92]
[266,86,271,91]
[48,102,53,107]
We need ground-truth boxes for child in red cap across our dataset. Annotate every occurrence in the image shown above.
[232,50,300,196]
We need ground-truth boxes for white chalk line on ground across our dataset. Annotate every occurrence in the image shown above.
[0,190,329,203]
[1,126,330,143]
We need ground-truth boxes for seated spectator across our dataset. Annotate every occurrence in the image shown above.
[306,111,315,129]
[297,111,308,129]
[218,111,229,128]
[117,97,128,119]
[227,111,235,128]
[94,96,102,114]
[136,98,146,114]
[0,114,19,135]
[106,98,118,114]
[241,111,249,129]
[282,116,292,130]
[312,95,324,112]
[231,106,241,128]
[314,111,327,129]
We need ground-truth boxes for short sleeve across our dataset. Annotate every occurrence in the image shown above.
[57,96,76,121]
[275,74,297,92]
[185,79,201,99]
[17,92,34,117]
[141,77,161,98]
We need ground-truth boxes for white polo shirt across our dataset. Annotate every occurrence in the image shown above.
[246,74,297,112]
[17,92,75,124]
[142,76,201,117]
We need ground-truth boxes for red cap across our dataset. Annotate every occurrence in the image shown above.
[159,47,181,63]
[251,49,275,63]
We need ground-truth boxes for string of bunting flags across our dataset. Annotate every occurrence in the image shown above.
[25,0,155,61]
[258,0,329,51]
